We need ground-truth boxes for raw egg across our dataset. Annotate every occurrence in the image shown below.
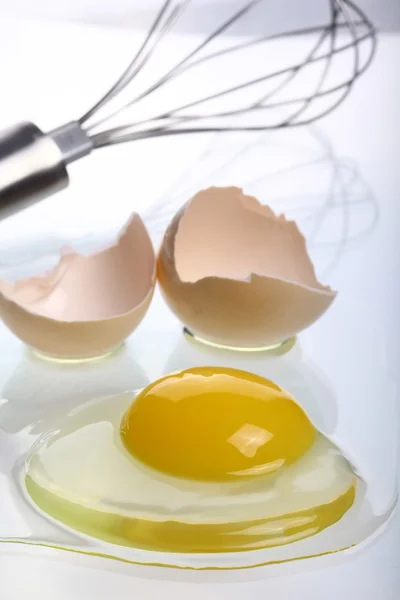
[121,367,316,481]
[25,367,359,558]
[0,214,156,360]
[158,186,337,348]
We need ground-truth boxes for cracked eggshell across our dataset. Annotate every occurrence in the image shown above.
[158,186,337,348]
[0,214,156,360]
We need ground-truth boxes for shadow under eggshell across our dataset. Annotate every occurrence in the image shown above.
[158,187,337,348]
[0,214,156,359]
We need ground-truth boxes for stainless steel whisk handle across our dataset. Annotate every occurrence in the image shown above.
[0,1,375,223]
[0,121,92,221]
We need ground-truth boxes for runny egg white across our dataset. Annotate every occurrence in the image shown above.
[25,367,358,557]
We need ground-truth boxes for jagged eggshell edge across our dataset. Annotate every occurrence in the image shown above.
[157,187,337,347]
[0,214,156,359]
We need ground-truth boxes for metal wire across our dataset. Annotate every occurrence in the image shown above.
[78,0,376,148]
[141,126,379,278]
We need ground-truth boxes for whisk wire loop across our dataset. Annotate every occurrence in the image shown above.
[79,0,376,148]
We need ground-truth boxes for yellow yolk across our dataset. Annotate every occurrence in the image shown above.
[121,367,316,481]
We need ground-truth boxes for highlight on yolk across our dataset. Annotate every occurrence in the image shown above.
[120,366,316,481]
[24,370,359,559]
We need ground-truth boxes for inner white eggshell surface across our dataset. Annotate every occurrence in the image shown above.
[0,214,156,359]
[158,186,337,348]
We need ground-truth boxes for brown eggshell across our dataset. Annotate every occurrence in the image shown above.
[158,186,337,348]
[0,214,156,360]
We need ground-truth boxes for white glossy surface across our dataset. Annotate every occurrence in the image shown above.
[0,16,399,600]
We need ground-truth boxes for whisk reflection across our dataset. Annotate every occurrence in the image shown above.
[143,127,379,278]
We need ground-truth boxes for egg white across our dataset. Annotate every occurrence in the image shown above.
[25,393,355,526]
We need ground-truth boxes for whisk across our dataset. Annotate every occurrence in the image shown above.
[0,0,376,221]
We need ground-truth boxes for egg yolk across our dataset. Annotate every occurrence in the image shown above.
[121,367,316,481]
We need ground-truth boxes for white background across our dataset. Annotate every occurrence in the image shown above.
[0,2,399,599]
[0,0,399,32]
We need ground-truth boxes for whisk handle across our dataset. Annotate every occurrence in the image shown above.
[0,121,92,222]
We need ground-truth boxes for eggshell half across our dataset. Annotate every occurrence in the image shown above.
[0,214,156,359]
[158,186,337,348]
